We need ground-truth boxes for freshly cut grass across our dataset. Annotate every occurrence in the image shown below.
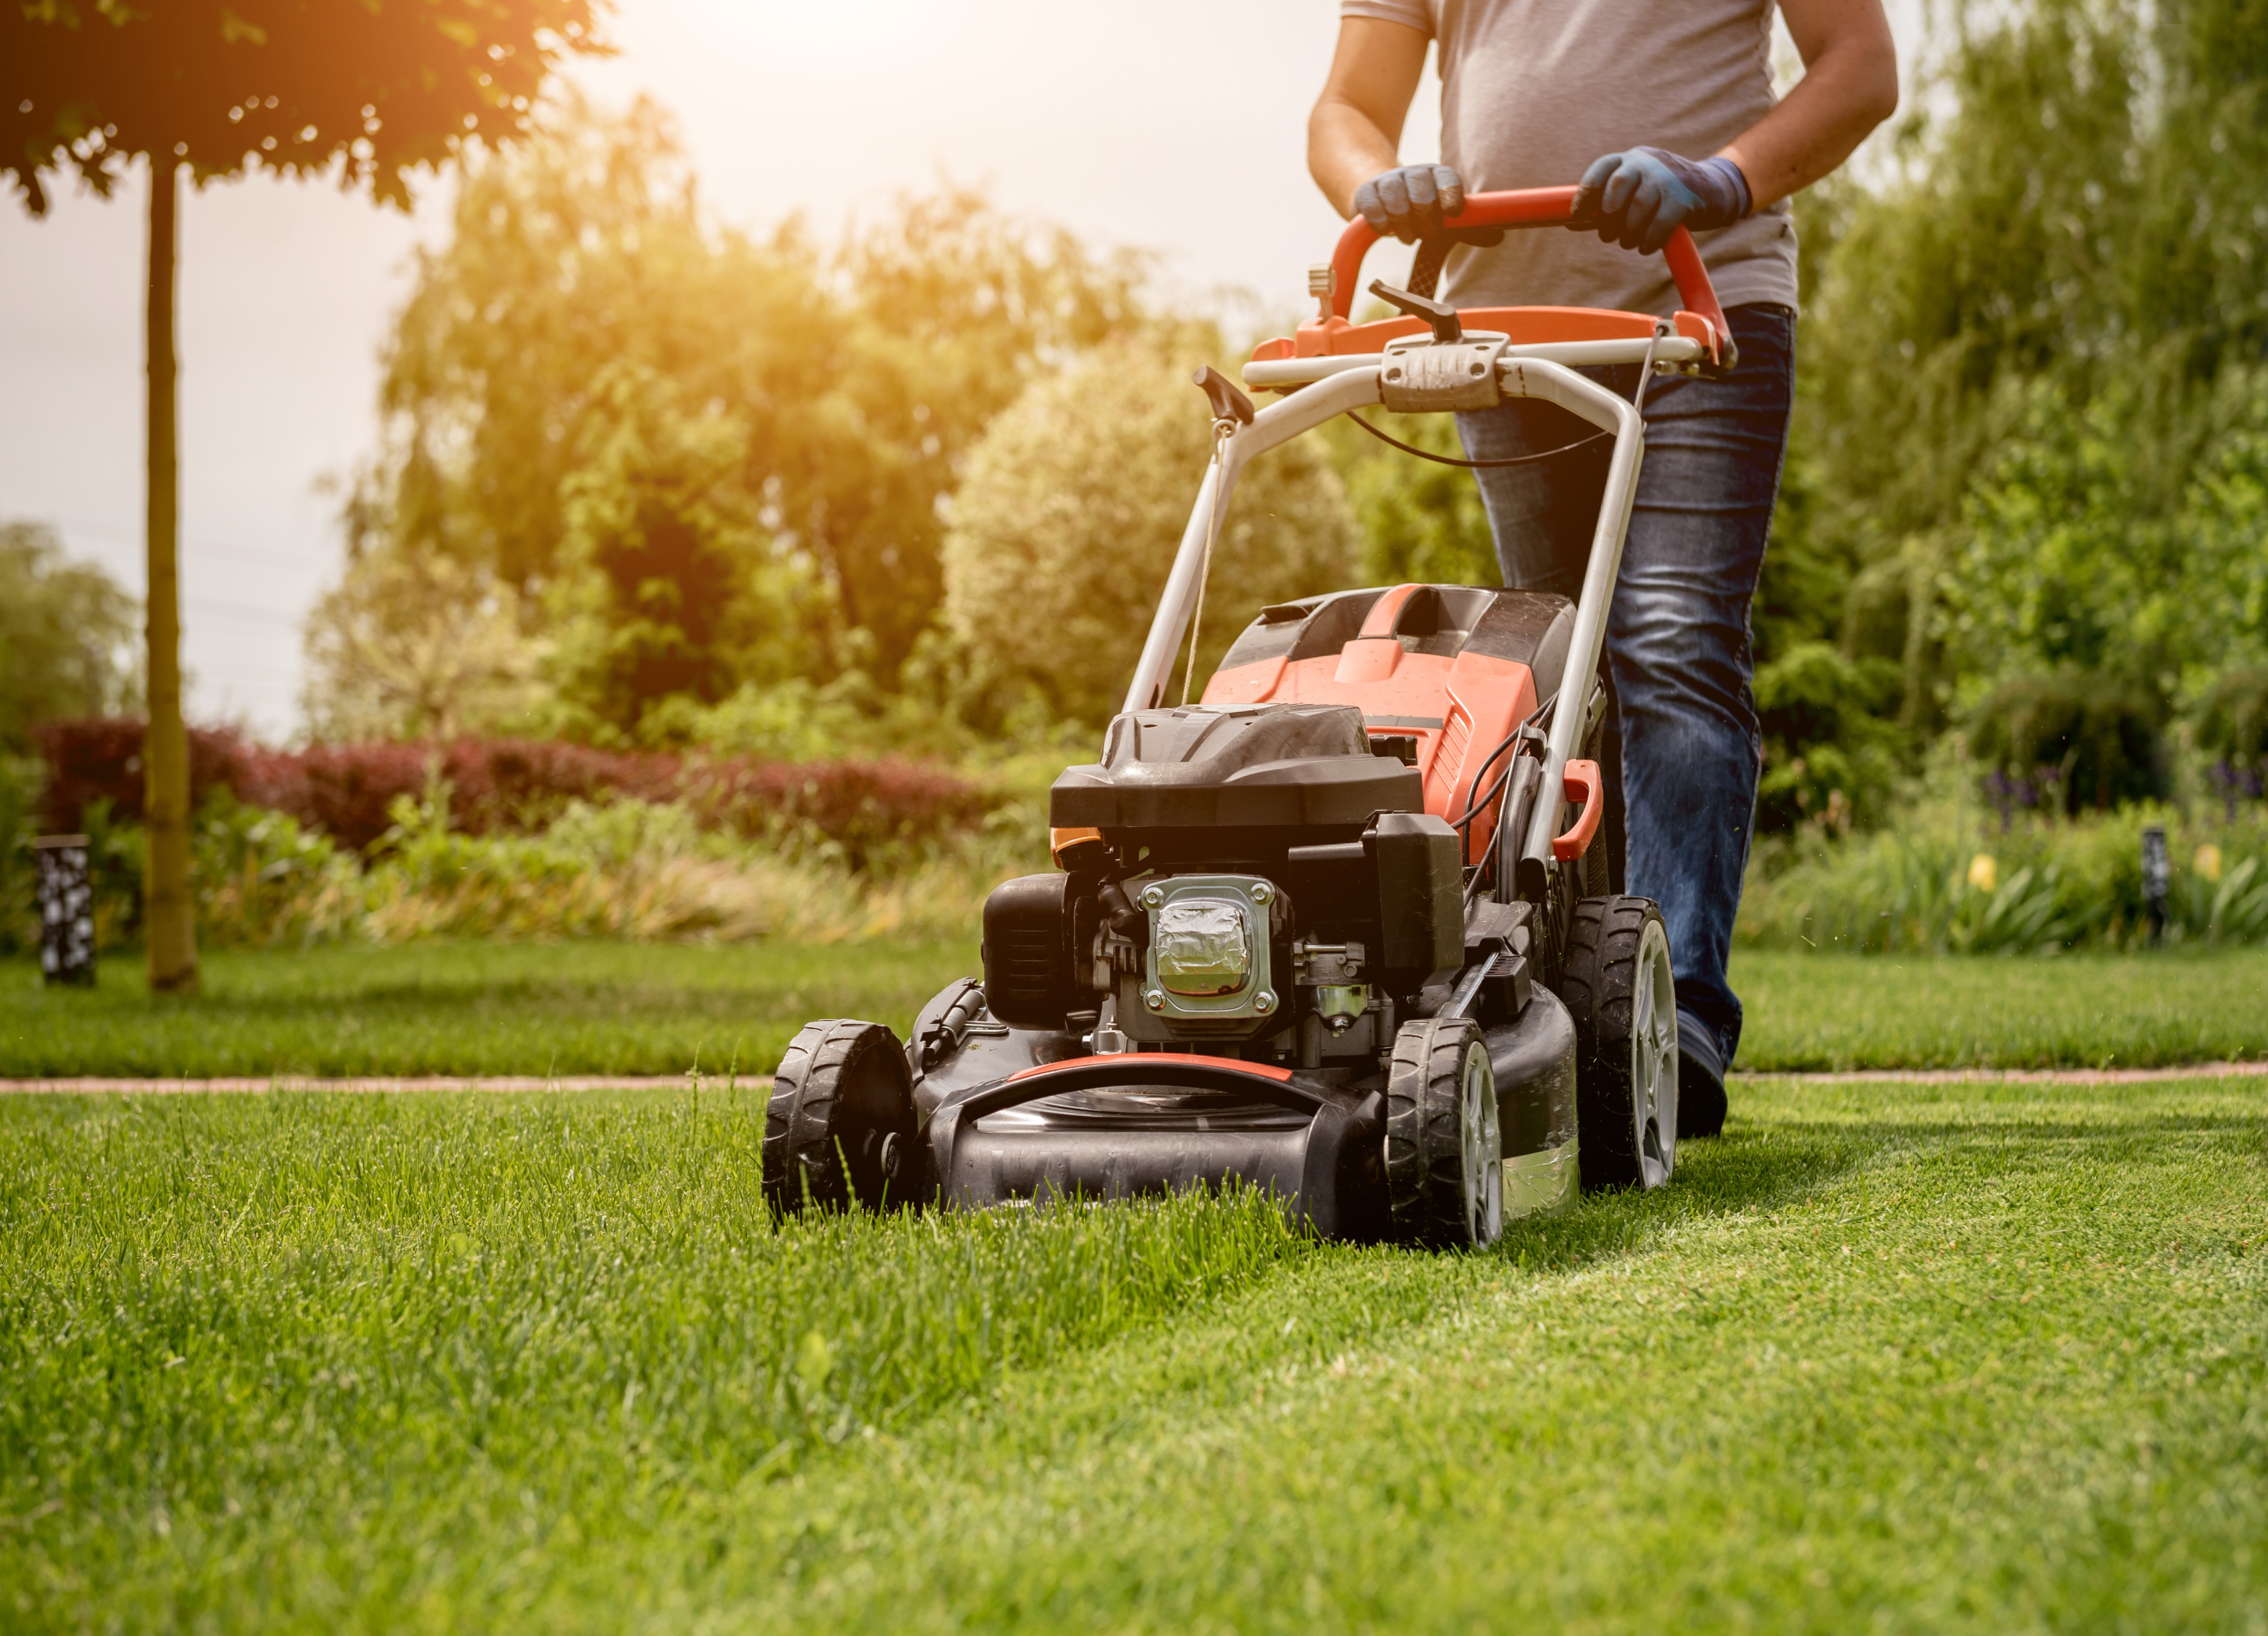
[0,1089,1306,1629]
[0,940,978,1079]
[4,1073,2264,1630]
[1733,945,2268,1070]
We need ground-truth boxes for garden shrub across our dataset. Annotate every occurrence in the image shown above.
[1738,800,2268,953]
[2195,667,2268,813]
[1753,641,1905,832]
[32,721,999,861]
[1967,672,2170,821]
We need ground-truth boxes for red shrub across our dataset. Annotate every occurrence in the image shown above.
[35,720,1000,858]
[36,718,263,831]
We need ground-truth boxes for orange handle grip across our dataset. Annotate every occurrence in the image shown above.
[1551,759,1605,861]
[1326,185,1731,347]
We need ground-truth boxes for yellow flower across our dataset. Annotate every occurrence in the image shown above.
[2194,843,2224,882]
[1968,853,1998,893]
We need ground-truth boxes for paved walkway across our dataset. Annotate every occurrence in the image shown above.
[5,1062,2266,1094]
[0,1075,743,1095]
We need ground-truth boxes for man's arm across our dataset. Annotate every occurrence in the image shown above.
[1720,0,1898,209]
[1308,18,1431,220]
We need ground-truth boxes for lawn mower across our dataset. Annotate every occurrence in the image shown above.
[765,187,1736,1246]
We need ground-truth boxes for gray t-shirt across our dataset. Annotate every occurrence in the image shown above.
[1339,0,1799,317]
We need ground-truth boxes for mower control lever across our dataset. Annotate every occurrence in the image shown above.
[1367,279,1463,344]
[1191,365,1255,428]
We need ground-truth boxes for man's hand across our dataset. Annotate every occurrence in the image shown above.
[1354,163,1471,243]
[1570,148,1752,254]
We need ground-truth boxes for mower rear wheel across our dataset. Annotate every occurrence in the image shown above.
[1558,896,1679,1190]
[764,1019,921,1214]
[1384,1016,1503,1248]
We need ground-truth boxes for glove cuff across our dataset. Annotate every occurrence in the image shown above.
[1697,155,1753,223]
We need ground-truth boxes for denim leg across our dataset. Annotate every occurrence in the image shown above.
[1456,306,1795,1068]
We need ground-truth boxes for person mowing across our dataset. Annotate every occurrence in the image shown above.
[1310,0,1898,1136]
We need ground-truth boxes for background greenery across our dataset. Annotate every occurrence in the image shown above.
[8,0,2268,961]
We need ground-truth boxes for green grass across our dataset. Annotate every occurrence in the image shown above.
[1735,946,2268,1071]
[0,941,978,1079]
[4,1076,2263,1630]
[6,942,2267,1079]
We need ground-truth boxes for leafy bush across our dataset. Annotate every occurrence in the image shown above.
[0,520,140,757]
[1967,672,2169,820]
[34,721,1000,861]
[1739,800,2268,954]
[1753,642,1905,832]
[2195,667,2268,812]
[943,336,1359,724]
[193,792,362,948]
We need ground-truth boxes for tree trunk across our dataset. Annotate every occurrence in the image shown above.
[144,153,197,993]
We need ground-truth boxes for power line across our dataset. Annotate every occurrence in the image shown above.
[7,509,340,576]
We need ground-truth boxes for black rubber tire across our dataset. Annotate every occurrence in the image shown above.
[1384,1015,1503,1248]
[764,1019,921,1214]
[1557,896,1679,1191]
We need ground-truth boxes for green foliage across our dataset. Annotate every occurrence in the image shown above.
[1950,373,2268,699]
[1739,798,2268,953]
[1327,413,1501,588]
[543,363,823,741]
[2196,666,2268,806]
[1967,671,2170,817]
[1749,0,2268,806]
[943,337,1359,724]
[191,790,361,950]
[299,543,548,743]
[2,0,605,214]
[359,96,1148,698]
[0,522,139,757]
[1753,642,1905,831]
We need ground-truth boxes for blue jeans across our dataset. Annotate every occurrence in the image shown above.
[1456,304,1794,1076]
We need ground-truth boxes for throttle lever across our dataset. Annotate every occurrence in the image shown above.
[1367,278,1462,344]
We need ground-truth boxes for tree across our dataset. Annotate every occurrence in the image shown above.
[0,520,142,756]
[357,97,1148,695]
[300,543,547,743]
[544,360,825,741]
[943,336,1361,726]
[1785,0,2268,719]
[3,0,605,990]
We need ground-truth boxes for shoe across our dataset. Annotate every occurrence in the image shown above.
[1675,1011,1728,1139]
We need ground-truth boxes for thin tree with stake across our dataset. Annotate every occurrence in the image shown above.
[3,0,606,992]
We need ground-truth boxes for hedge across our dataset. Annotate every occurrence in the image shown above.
[33,721,998,859]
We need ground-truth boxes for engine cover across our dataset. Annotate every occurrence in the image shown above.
[1050,703,1420,831]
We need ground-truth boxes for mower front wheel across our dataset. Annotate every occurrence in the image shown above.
[1559,896,1679,1190]
[764,1019,923,1214]
[1384,1016,1504,1249]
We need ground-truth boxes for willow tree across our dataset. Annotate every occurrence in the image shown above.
[2,0,605,991]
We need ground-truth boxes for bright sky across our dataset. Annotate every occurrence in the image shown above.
[0,0,1922,741]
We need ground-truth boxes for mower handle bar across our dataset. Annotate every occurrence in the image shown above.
[1327,185,1730,341]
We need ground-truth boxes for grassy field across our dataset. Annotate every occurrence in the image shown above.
[5,942,2266,1078]
[3,1074,2263,1630]
[0,941,979,1079]
[1733,945,2268,1070]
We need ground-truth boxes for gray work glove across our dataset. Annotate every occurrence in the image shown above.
[1355,163,1480,244]
[1570,147,1753,254]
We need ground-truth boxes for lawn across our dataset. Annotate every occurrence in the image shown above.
[4,942,2266,1078]
[3,1073,2263,1630]
[0,940,979,1079]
